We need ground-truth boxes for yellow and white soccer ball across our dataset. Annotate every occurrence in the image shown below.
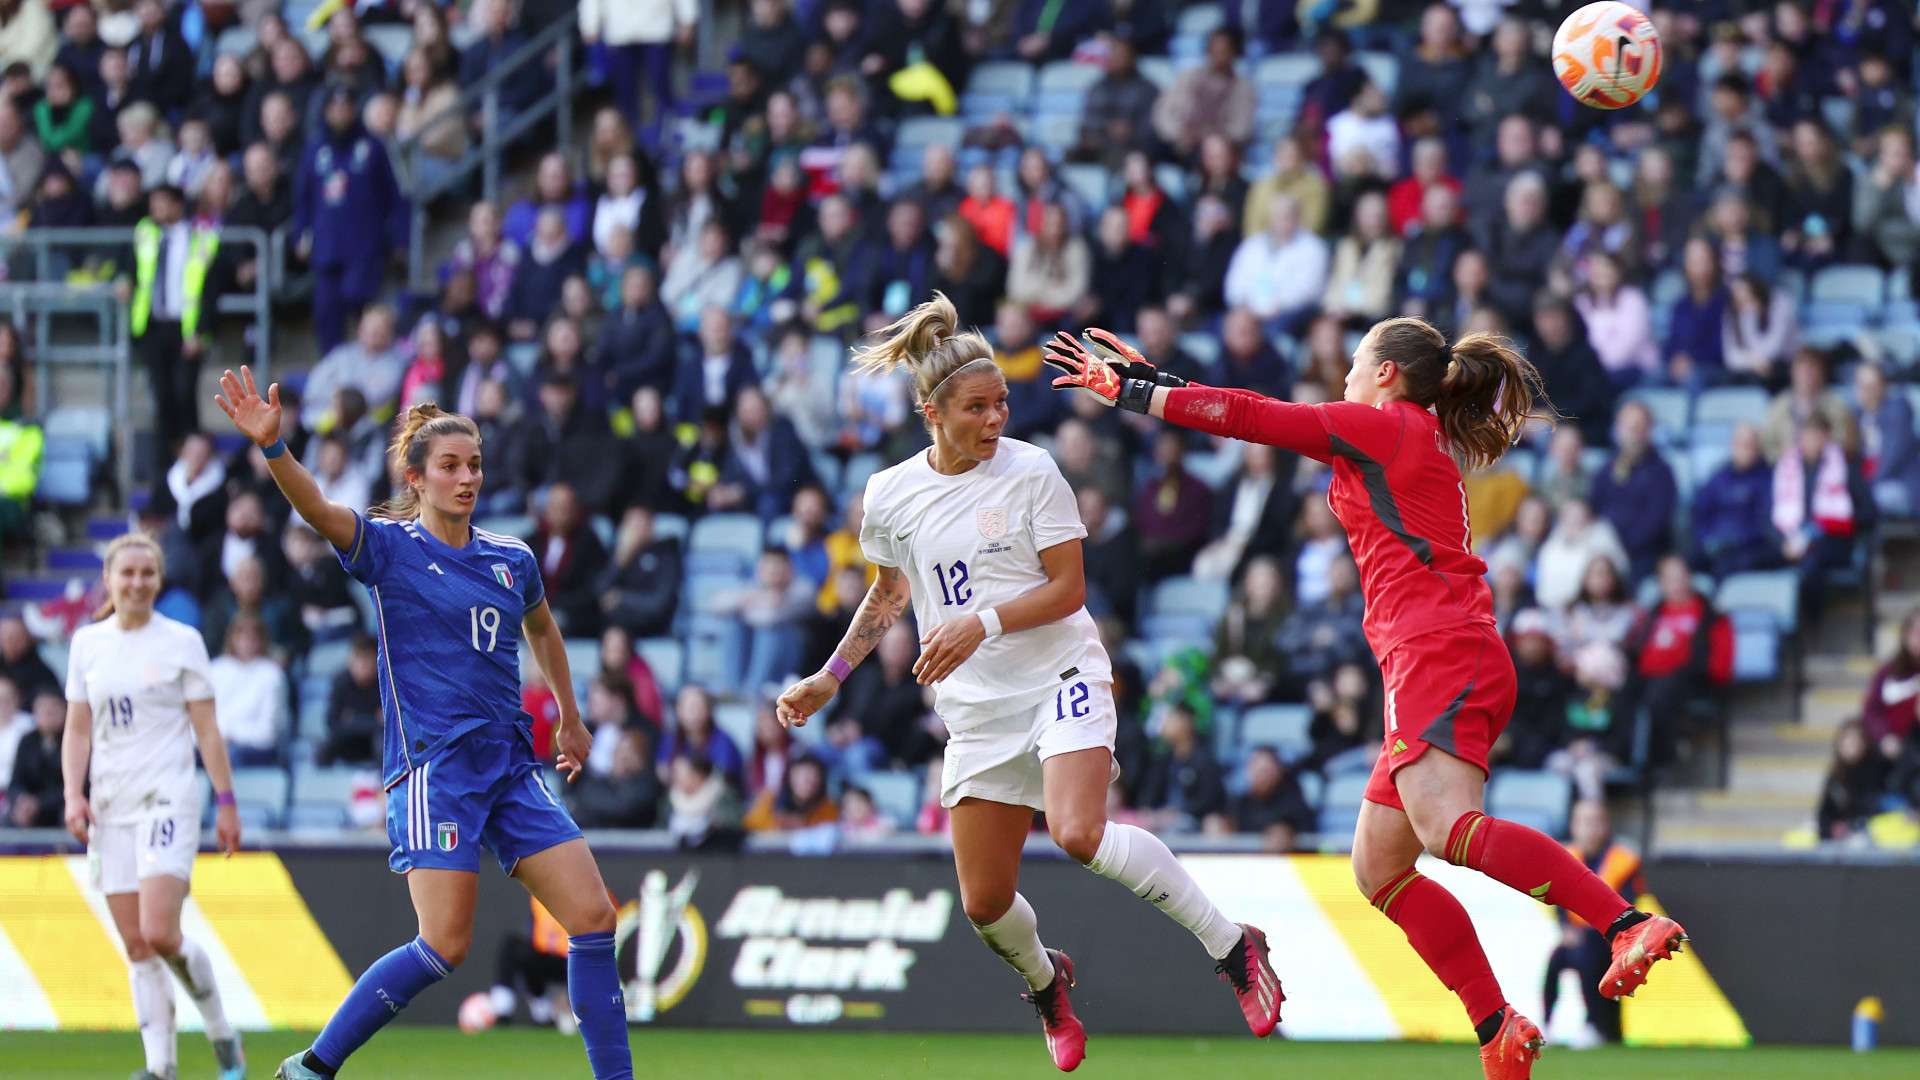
[1552,1,1662,110]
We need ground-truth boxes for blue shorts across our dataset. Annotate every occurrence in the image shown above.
[384,723,582,876]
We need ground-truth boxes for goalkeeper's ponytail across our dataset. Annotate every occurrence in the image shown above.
[850,291,997,413]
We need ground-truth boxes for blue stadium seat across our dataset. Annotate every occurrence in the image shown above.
[291,764,362,811]
[1150,576,1231,619]
[1621,387,1690,446]
[1503,447,1539,483]
[1487,770,1572,836]
[652,513,690,544]
[1036,60,1102,95]
[1355,51,1400,96]
[304,638,353,681]
[636,637,685,694]
[35,440,91,506]
[1255,53,1320,88]
[713,702,756,754]
[1809,264,1886,309]
[1138,57,1177,90]
[1140,612,1216,642]
[1297,770,1325,812]
[1032,113,1080,153]
[843,453,884,492]
[1154,163,1189,202]
[41,406,111,460]
[860,770,923,828]
[1688,441,1731,492]
[1651,270,1687,308]
[1059,163,1111,211]
[231,767,290,828]
[685,615,744,690]
[286,801,348,832]
[896,116,963,151]
[687,514,764,575]
[684,572,746,616]
[1693,385,1769,429]
[1716,570,1800,633]
[1728,609,1781,682]
[1317,773,1370,837]
[1176,5,1225,36]
[967,61,1035,101]
[1240,704,1313,762]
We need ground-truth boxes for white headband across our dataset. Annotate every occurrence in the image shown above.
[924,355,998,404]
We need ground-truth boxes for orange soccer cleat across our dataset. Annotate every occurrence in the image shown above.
[1600,913,1689,1000]
[1021,949,1087,1072]
[1215,924,1285,1038]
[1478,1008,1544,1080]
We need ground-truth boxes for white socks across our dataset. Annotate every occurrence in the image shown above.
[162,937,235,1041]
[128,955,177,1076]
[1085,822,1243,960]
[970,892,1055,991]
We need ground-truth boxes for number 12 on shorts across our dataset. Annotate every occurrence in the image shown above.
[1054,682,1090,722]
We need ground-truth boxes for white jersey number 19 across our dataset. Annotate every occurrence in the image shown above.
[470,605,501,652]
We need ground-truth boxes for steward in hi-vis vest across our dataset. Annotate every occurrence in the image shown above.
[124,184,221,456]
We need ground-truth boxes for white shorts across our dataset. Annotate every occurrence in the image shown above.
[89,815,198,895]
[941,680,1119,811]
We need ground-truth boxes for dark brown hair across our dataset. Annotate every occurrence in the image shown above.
[374,403,482,520]
[1368,315,1554,471]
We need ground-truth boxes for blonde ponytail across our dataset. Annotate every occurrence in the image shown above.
[850,291,996,411]
[374,403,483,520]
[95,531,166,621]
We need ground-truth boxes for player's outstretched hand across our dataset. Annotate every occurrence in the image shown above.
[213,366,282,448]
[63,793,92,846]
[914,615,988,685]
[1044,328,1189,388]
[213,801,241,857]
[553,717,592,782]
[1041,332,1121,406]
[776,673,838,729]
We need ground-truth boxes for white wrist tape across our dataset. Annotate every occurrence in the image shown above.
[977,608,1003,639]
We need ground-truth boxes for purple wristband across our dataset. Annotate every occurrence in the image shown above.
[215,790,237,808]
[825,655,853,683]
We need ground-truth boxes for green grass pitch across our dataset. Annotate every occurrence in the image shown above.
[6,1029,1920,1079]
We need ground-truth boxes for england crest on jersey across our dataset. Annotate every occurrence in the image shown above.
[976,507,1008,540]
[491,563,514,589]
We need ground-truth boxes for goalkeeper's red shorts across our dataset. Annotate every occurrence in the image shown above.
[1362,622,1518,811]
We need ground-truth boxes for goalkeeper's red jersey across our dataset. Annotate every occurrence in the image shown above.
[1164,386,1495,657]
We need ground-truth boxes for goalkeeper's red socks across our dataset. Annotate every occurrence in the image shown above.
[1445,810,1632,931]
[1370,867,1506,1034]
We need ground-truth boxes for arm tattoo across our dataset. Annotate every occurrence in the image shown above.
[833,569,909,670]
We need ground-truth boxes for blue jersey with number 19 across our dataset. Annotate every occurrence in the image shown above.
[334,512,545,790]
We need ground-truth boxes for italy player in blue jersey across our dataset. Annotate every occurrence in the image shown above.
[214,367,633,1080]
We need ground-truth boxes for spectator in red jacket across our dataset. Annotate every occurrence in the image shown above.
[1387,137,1462,237]
[1622,555,1733,767]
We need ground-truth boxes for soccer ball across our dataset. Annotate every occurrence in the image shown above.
[1552,2,1662,110]
[457,992,497,1034]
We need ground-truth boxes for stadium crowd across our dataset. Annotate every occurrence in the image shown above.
[1,0,1919,849]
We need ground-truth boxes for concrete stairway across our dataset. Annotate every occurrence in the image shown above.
[1653,545,1919,851]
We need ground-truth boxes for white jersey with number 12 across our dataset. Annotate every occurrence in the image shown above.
[859,437,1111,732]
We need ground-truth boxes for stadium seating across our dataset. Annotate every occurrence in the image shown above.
[1316,773,1371,838]
[230,767,290,830]
[687,515,765,576]
[1239,704,1314,763]
[860,770,923,829]
[1486,770,1573,837]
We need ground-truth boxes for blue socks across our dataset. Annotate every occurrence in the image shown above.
[568,932,633,1079]
[309,937,452,1073]
[303,931,629,1079]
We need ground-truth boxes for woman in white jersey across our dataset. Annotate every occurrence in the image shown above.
[62,532,247,1080]
[775,294,1284,1071]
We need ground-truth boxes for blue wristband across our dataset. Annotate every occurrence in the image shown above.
[261,438,287,459]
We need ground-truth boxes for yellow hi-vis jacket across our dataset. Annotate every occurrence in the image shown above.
[131,218,221,340]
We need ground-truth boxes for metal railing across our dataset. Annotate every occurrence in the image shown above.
[0,226,274,498]
[0,225,275,375]
[0,282,130,498]
[394,11,580,289]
